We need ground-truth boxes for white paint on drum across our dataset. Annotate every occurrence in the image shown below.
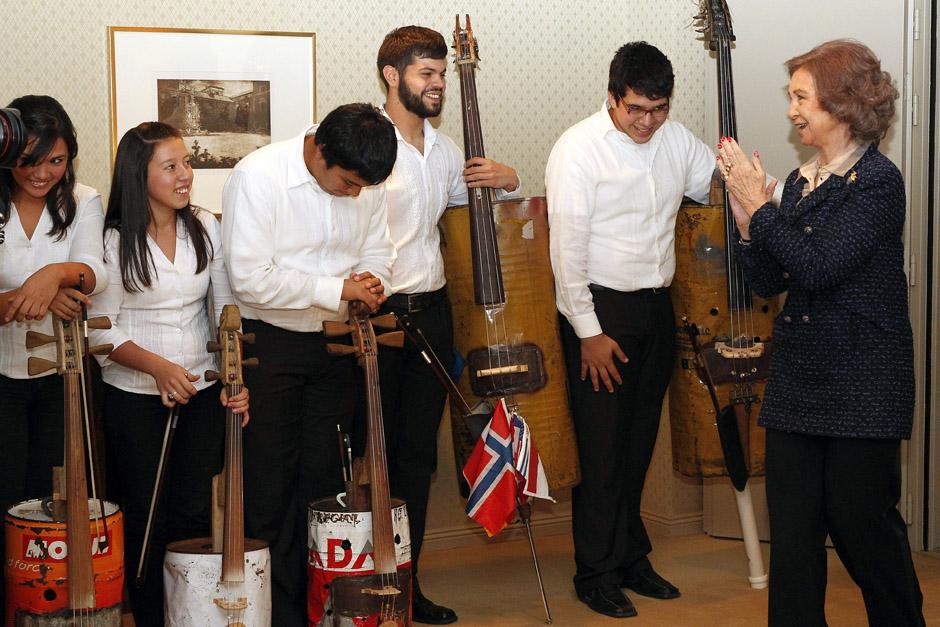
[163,546,271,626]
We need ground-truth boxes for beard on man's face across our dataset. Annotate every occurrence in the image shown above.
[400,81,443,118]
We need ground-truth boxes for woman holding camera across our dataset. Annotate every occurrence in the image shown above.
[0,95,106,609]
[718,40,924,626]
[89,121,247,625]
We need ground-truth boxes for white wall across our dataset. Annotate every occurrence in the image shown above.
[712,1,907,179]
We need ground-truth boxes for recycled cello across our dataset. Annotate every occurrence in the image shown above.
[669,0,774,587]
[440,15,579,491]
[4,315,123,626]
[162,304,271,626]
[323,303,410,626]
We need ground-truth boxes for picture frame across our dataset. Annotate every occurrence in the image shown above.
[109,27,316,214]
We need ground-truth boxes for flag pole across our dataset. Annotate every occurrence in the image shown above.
[516,498,552,624]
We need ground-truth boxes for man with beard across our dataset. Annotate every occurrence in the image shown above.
[368,25,520,624]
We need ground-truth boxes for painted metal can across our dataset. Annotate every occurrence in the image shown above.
[307,497,411,626]
[163,537,271,626]
[4,499,124,626]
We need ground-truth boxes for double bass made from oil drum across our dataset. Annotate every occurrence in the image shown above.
[440,16,579,492]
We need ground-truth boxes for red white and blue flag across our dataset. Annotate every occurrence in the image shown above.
[462,399,554,537]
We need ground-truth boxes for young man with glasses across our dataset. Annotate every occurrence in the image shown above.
[545,41,716,619]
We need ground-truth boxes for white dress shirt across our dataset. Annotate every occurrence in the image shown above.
[89,208,232,395]
[546,105,715,338]
[0,183,107,379]
[221,125,394,332]
[383,114,521,295]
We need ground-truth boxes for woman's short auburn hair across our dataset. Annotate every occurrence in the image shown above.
[786,39,898,143]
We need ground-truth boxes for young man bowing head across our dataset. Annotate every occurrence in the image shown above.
[221,103,397,626]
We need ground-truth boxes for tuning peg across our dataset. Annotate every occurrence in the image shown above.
[239,332,255,345]
[325,343,357,357]
[86,316,112,330]
[242,357,259,369]
[205,369,220,382]
[376,331,405,349]
[371,313,398,330]
[89,343,113,356]
[322,321,352,337]
[206,340,222,353]
[25,331,56,349]
[27,357,58,376]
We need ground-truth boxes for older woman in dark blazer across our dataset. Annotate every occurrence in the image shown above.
[718,40,925,627]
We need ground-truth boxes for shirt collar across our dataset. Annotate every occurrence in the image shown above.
[382,107,438,157]
[286,124,323,190]
[799,141,870,190]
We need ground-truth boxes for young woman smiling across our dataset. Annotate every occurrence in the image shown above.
[89,121,248,625]
[0,95,107,613]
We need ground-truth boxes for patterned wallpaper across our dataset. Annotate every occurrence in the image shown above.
[2,0,711,530]
[1,0,710,204]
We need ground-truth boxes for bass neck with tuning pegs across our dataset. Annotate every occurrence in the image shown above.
[25,314,117,623]
[324,302,409,626]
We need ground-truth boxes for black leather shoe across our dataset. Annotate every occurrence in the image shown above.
[621,567,680,600]
[412,579,458,625]
[577,585,638,618]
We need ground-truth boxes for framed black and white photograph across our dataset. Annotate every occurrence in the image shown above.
[109,27,316,213]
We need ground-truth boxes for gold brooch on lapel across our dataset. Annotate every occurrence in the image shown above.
[847,170,857,184]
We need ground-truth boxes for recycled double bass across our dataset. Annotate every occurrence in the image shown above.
[669,0,777,481]
[441,16,579,491]
[323,303,411,626]
[4,315,123,626]
[163,304,271,626]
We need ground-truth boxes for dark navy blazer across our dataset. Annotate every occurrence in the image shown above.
[736,144,914,439]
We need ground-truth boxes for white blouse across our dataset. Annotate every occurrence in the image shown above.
[90,208,233,395]
[0,183,107,379]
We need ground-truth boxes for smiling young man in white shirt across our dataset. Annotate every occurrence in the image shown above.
[546,42,716,620]
[370,25,520,625]
[221,103,398,627]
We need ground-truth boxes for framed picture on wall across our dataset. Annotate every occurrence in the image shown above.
[109,27,316,214]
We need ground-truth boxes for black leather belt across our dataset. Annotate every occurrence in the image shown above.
[385,287,447,313]
[589,283,668,296]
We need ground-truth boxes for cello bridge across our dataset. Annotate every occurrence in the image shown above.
[476,364,529,377]
[360,584,401,596]
[715,341,764,359]
[213,596,248,611]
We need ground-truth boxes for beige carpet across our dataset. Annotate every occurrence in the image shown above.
[417,532,939,626]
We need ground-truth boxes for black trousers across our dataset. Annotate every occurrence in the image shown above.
[0,373,65,615]
[766,429,925,627]
[241,318,355,627]
[353,296,454,579]
[103,382,224,627]
[560,286,675,594]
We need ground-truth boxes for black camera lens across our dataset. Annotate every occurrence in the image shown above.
[0,108,27,169]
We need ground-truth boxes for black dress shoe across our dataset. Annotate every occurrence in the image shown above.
[577,585,638,618]
[412,578,458,625]
[621,567,680,600]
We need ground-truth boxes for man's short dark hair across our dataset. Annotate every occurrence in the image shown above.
[315,103,397,185]
[377,25,448,89]
[608,41,675,102]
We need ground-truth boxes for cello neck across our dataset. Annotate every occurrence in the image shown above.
[61,319,96,609]
[220,383,245,583]
[212,305,250,584]
[454,14,505,307]
[357,311,397,574]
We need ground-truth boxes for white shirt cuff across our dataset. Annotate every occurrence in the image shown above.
[569,312,603,339]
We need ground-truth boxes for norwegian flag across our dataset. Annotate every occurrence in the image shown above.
[463,399,554,537]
